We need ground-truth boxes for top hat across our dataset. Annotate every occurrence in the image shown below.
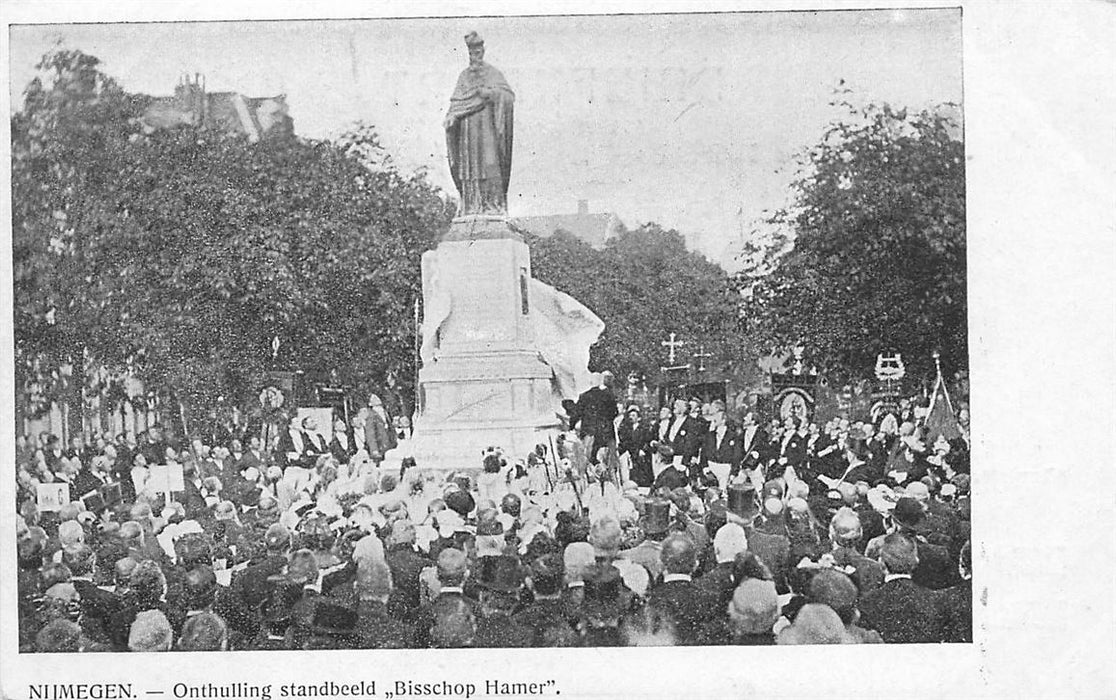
[727,484,758,520]
[476,555,523,593]
[640,498,671,535]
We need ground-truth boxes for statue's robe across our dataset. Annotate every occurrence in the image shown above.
[445,61,515,215]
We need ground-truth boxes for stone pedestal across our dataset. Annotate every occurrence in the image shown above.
[410,217,563,470]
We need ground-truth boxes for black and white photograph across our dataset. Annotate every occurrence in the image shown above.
[2,2,1113,699]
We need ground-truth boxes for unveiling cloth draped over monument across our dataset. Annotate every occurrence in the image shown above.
[445,60,514,216]
[419,250,603,401]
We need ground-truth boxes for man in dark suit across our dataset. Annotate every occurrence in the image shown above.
[858,532,946,643]
[384,520,432,616]
[617,406,653,487]
[514,553,578,647]
[827,507,885,595]
[575,372,619,464]
[365,394,398,467]
[698,401,742,491]
[939,540,972,643]
[411,548,479,648]
[329,419,356,465]
[473,556,532,648]
[64,544,121,645]
[662,399,703,467]
[746,510,792,595]
[352,561,411,649]
[646,533,719,646]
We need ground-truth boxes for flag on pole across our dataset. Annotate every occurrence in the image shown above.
[924,360,961,443]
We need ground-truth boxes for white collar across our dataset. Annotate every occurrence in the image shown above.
[566,581,585,589]
[663,573,692,583]
[884,573,912,583]
[439,586,464,594]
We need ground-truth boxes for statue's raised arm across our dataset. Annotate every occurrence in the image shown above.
[445,31,515,218]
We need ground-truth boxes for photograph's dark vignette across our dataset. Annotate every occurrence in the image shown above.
[8,7,969,661]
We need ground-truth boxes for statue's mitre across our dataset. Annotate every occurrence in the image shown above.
[464,31,484,47]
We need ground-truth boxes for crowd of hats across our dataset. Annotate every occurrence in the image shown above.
[12,418,972,651]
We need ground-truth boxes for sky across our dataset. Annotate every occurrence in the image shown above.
[8,9,962,269]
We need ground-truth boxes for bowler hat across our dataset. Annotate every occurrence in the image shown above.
[891,497,925,527]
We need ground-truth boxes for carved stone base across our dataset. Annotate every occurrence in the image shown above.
[410,221,564,470]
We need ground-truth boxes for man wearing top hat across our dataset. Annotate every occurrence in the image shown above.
[618,497,672,583]
[473,555,532,647]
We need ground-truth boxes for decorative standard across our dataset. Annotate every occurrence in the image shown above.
[412,32,604,469]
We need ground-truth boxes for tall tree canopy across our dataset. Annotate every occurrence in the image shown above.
[527,223,748,384]
[738,97,966,384]
[12,50,451,433]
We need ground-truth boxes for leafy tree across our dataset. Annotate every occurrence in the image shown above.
[739,96,966,384]
[527,223,749,384]
[12,49,451,437]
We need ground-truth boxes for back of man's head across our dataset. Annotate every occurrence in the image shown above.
[264,524,292,554]
[437,547,469,587]
[659,533,697,575]
[527,552,564,597]
[713,523,748,565]
[62,543,96,577]
[807,569,859,625]
[729,579,779,636]
[589,515,622,559]
[356,560,393,603]
[128,609,173,652]
[389,519,417,547]
[563,542,595,584]
[183,566,218,611]
[129,560,167,604]
[36,619,82,653]
[177,612,228,651]
[828,507,863,548]
[879,532,919,575]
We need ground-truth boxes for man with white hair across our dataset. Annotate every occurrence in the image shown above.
[696,523,749,611]
[827,507,885,595]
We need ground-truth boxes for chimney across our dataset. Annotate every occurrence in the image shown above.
[577,199,589,215]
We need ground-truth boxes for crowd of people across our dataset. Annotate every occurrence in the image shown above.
[14,380,972,652]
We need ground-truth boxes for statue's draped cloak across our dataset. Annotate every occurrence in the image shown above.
[445,62,515,215]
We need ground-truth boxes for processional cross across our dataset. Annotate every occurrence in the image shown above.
[693,345,714,372]
[661,332,685,365]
